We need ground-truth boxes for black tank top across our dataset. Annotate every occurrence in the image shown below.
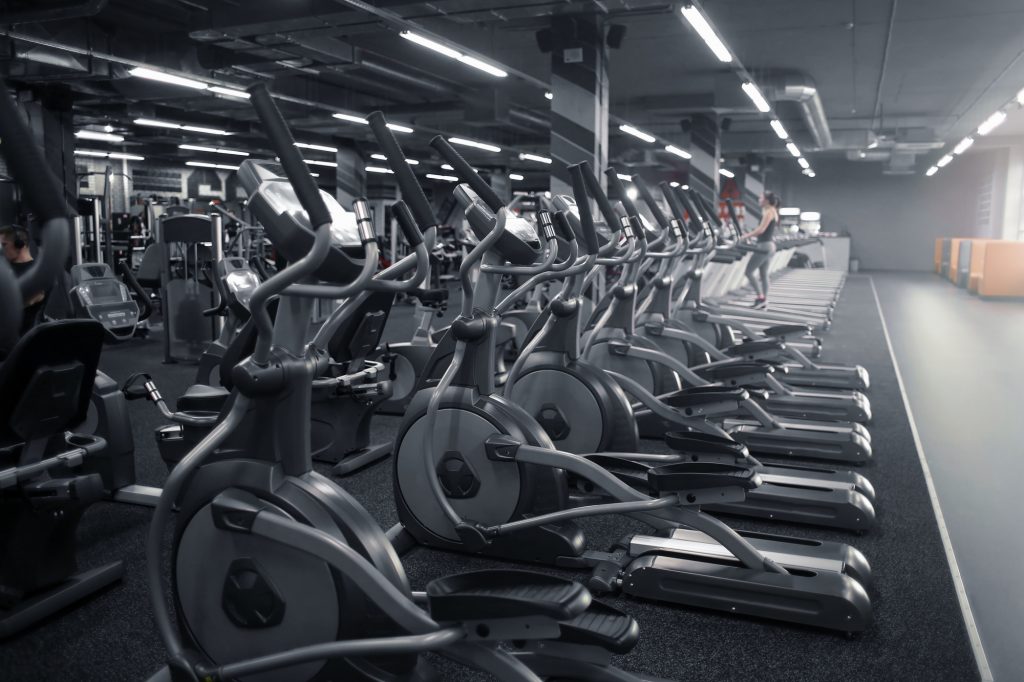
[758,215,777,243]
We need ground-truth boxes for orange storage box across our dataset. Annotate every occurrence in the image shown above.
[975,241,1024,298]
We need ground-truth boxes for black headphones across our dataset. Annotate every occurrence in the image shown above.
[13,228,27,250]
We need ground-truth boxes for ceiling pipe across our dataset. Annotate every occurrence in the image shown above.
[763,73,833,151]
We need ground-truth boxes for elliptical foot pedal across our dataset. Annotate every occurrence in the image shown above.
[425,570,590,622]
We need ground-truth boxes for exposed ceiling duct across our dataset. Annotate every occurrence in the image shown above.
[764,73,833,151]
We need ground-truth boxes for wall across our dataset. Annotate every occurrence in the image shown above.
[773,149,1006,271]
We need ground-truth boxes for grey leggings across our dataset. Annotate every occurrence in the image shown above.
[744,241,776,298]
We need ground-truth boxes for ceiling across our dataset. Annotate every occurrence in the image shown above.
[3,0,1024,183]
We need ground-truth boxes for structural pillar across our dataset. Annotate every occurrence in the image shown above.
[548,14,609,197]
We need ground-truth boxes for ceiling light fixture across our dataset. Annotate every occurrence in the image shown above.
[133,118,180,129]
[305,159,339,168]
[977,110,1007,136]
[616,173,633,181]
[779,207,801,216]
[719,168,735,178]
[426,173,459,182]
[519,152,552,164]
[129,66,208,90]
[509,173,525,181]
[296,142,339,153]
[937,154,954,168]
[179,144,249,156]
[769,119,788,140]
[741,81,771,113]
[333,113,369,125]
[619,124,656,143]
[670,181,680,187]
[75,150,144,161]
[75,130,124,143]
[181,125,230,136]
[370,153,419,164]
[953,137,974,155]
[925,166,939,177]
[400,31,507,78]
[544,91,553,100]
[786,142,801,157]
[186,160,239,170]
[665,145,692,159]
[448,137,501,153]
[679,4,733,63]
[797,157,810,169]
[208,86,250,99]
[365,166,394,174]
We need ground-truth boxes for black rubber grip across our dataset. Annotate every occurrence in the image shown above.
[725,198,743,237]
[604,168,641,221]
[428,136,504,212]
[581,163,620,231]
[660,182,687,223]
[392,200,423,247]
[567,163,600,255]
[634,176,670,229]
[0,81,71,222]
[248,84,331,229]
[552,210,577,243]
[367,112,438,230]
[675,186,702,228]
[694,191,721,227]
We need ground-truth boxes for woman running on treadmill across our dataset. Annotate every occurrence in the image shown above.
[740,191,781,309]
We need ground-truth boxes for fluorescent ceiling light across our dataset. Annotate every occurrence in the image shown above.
[387,123,414,134]
[333,113,369,125]
[134,118,179,129]
[74,150,107,157]
[449,137,501,153]
[617,173,633,181]
[370,153,418,164]
[797,157,810,170]
[925,166,939,177]
[310,172,320,178]
[509,173,525,181]
[719,169,735,178]
[129,66,208,90]
[953,137,975,155]
[665,145,692,159]
[76,130,124,142]
[441,164,454,171]
[779,207,801,216]
[804,171,816,178]
[208,86,250,99]
[741,82,771,113]
[977,111,1007,136]
[800,211,821,221]
[400,31,462,59]
[519,152,552,164]
[179,144,249,157]
[296,142,338,153]
[426,173,459,182]
[619,124,656,143]
[681,184,690,190]
[544,91,553,100]
[186,161,238,170]
[400,30,507,78]
[365,166,394,174]
[680,4,733,63]
[769,119,788,140]
[75,150,143,161]
[1018,88,1024,106]
[670,181,680,187]
[457,54,508,78]
[181,125,230,135]
[785,142,801,157]
[937,154,954,167]
[306,159,339,168]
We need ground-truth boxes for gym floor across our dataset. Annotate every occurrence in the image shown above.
[0,274,987,681]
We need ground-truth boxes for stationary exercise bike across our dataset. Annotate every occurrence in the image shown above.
[145,88,651,682]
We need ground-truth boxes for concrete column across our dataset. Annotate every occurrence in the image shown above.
[335,145,366,207]
[23,85,75,205]
[683,114,721,204]
[1001,145,1024,240]
[548,14,609,197]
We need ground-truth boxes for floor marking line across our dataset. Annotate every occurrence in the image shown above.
[869,276,993,682]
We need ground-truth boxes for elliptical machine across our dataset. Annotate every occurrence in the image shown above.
[145,87,651,682]
[388,134,872,633]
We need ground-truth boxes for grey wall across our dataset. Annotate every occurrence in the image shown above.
[772,150,1006,271]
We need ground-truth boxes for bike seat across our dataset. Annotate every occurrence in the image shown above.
[557,600,639,654]
[726,339,785,356]
[762,323,812,338]
[665,431,749,457]
[425,570,590,622]
[696,361,774,381]
[647,461,759,495]
[176,384,230,412]
[661,386,748,409]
